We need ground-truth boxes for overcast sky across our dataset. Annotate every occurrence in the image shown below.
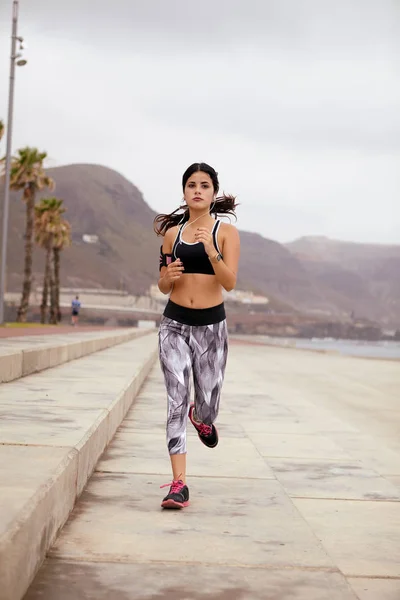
[0,0,399,244]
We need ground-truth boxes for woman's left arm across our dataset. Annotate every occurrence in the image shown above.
[195,224,240,292]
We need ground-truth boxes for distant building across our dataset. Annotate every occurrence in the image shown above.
[149,284,268,305]
[149,284,167,301]
[224,289,269,305]
[82,234,99,244]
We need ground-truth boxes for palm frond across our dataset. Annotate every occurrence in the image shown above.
[9,147,54,195]
[34,196,71,250]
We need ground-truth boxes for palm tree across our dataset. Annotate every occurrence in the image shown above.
[0,120,4,142]
[50,206,70,324]
[34,198,58,323]
[34,197,70,324]
[9,147,54,322]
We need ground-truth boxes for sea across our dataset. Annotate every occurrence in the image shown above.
[238,335,400,360]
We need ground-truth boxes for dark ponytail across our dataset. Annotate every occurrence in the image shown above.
[153,162,238,236]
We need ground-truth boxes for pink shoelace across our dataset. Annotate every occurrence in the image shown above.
[191,407,212,437]
[197,422,212,436]
[160,479,185,493]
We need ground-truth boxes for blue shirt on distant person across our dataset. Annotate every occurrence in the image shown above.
[71,298,81,313]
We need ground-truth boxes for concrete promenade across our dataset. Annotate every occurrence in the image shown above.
[0,325,122,338]
[25,341,400,599]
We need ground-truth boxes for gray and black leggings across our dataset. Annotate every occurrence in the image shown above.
[158,301,228,455]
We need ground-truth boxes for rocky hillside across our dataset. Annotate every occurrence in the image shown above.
[4,164,159,294]
[2,164,399,326]
[286,237,400,326]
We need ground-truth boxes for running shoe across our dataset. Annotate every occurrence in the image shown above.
[188,404,219,448]
[160,479,190,509]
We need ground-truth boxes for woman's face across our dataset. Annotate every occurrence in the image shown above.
[183,171,215,211]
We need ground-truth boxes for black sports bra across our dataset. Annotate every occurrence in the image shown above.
[159,220,222,275]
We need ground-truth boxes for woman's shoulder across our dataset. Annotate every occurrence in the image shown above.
[164,225,179,240]
[218,221,239,236]
[162,225,179,252]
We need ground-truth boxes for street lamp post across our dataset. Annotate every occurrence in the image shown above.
[0,0,26,324]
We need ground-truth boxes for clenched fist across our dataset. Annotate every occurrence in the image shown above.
[194,227,214,257]
[164,259,185,285]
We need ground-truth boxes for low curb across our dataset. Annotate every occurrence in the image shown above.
[0,333,158,600]
[0,328,149,383]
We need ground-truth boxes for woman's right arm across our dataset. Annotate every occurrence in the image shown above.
[158,228,184,295]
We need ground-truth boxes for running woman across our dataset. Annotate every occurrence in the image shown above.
[154,162,240,509]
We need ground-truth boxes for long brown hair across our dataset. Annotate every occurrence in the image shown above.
[153,162,238,236]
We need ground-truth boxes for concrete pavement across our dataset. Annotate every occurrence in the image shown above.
[0,327,150,383]
[25,341,400,599]
[0,331,158,600]
[0,325,127,338]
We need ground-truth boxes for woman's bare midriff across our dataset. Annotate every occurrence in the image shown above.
[170,273,223,309]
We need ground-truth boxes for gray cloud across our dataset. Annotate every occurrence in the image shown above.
[7,0,399,49]
[0,0,399,244]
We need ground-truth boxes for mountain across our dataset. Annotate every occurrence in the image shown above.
[286,235,400,266]
[4,164,159,294]
[286,236,400,326]
[2,164,399,326]
[237,231,332,309]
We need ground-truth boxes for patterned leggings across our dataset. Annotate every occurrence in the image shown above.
[158,316,228,455]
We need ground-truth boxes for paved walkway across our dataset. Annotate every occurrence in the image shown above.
[0,324,123,338]
[25,342,400,599]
